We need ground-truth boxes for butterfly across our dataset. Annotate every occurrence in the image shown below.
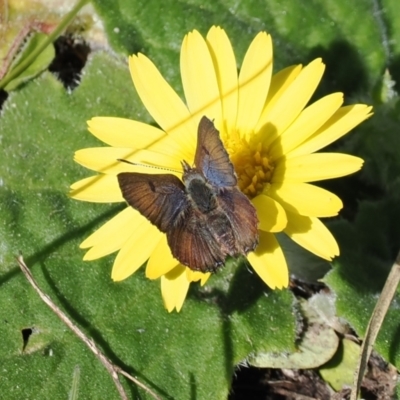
[117,116,259,273]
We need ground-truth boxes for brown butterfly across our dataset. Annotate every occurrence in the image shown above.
[117,116,259,273]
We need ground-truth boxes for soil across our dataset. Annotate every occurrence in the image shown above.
[229,353,398,399]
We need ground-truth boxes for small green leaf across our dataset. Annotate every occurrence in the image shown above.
[248,296,339,369]
[373,69,398,104]
[68,365,81,400]
[3,33,55,91]
[319,339,360,391]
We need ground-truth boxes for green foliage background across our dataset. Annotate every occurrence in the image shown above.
[1,0,400,398]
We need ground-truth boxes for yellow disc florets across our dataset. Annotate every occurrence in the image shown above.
[226,134,275,198]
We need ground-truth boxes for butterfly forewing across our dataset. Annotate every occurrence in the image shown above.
[195,116,237,187]
[117,173,189,233]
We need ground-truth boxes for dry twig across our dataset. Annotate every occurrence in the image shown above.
[16,255,161,400]
[350,250,400,400]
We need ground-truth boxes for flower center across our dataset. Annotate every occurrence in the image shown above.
[227,135,275,198]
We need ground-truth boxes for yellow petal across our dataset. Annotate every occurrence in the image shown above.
[181,30,222,125]
[247,231,289,288]
[74,147,182,175]
[284,211,339,260]
[146,132,190,161]
[74,147,134,174]
[146,235,180,279]
[259,59,325,148]
[186,269,211,286]
[262,65,302,116]
[269,93,344,160]
[111,221,162,281]
[252,194,287,232]
[161,265,191,312]
[88,117,188,161]
[268,182,342,217]
[87,117,165,148]
[287,105,373,158]
[70,175,123,203]
[236,32,272,136]
[273,154,364,183]
[129,54,196,156]
[81,207,143,260]
[206,26,238,136]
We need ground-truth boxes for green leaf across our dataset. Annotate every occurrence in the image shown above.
[91,0,400,96]
[68,366,80,400]
[319,339,360,391]
[0,52,295,399]
[277,233,331,282]
[373,69,398,104]
[325,189,400,369]
[3,33,55,91]
[249,296,339,369]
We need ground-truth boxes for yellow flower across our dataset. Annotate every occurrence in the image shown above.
[70,26,372,312]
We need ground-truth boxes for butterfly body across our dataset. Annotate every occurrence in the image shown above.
[118,117,259,273]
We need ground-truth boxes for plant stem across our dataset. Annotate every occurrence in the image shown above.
[350,250,400,400]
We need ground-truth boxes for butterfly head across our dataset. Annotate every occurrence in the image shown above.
[181,160,192,175]
[179,159,216,213]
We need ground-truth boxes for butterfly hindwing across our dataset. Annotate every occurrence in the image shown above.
[195,116,237,188]
[218,188,259,254]
[117,172,189,233]
[167,211,226,272]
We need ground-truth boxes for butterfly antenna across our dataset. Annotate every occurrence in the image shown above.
[117,159,182,173]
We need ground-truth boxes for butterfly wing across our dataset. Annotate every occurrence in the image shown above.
[167,211,226,272]
[117,172,189,233]
[218,188,259,254]
[195,116,237,187]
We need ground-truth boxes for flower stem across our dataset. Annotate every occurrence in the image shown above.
[0,0,89,90]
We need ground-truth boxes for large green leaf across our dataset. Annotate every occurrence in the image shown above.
[2,0,400,398]
[91,0,398,96]
[322,77,400,374]
[0,53,295,399]
[325,188,400,369]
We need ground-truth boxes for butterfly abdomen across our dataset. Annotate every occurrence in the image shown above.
[206,211,237,255]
